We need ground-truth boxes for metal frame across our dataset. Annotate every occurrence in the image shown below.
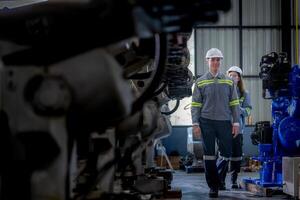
[239,0,243,70]
[282,0,292,62]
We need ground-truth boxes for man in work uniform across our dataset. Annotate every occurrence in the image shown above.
[191,48,240,198]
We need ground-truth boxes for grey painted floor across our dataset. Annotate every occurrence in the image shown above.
[171,171,291,200]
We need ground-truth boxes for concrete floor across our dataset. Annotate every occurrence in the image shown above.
[171,171,291,200]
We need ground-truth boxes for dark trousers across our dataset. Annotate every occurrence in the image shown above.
[199,117,232,190]
[220,134,243,185]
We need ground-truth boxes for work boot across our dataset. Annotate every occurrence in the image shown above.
[209,188,218,198]
[231,182,239,189]
[218,182,226,190]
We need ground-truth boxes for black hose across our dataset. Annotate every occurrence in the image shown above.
[131,34,168,114]
[152,82,168,96]
[161,99,180,115]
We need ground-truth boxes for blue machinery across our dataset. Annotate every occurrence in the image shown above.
[244,52,300,187]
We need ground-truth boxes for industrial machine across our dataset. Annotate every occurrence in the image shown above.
[184,127,204,173]
[0,1,231,200]
[245,52,300,190]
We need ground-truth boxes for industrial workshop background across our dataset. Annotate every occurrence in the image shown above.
[170,0,300,126]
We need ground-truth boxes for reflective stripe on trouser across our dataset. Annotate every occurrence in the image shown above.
[200,117,232,189]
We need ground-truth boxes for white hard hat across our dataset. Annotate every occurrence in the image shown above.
[205,48,224,59]
[227,66,243,75]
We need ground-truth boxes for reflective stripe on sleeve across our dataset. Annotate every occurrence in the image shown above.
[191,102,202,108]
[197,80,214,87]
[229,99,240,106]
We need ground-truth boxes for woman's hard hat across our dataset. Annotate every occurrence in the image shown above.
[227,66,243,75]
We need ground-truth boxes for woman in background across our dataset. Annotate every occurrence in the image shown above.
[224,66,252,189]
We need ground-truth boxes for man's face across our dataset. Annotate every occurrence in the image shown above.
[207,57,221,72]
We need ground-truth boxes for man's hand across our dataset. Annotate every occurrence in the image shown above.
[193,125,201,140]
[232,124,239,138]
